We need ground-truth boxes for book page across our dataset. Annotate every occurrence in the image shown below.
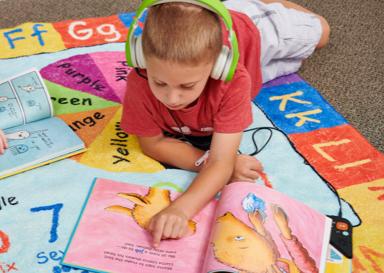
[0,69,53,130]
[0,117,84,178]
[203,182,332,273]
[63,178,218,273]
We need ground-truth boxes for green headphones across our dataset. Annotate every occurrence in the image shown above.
[125,0,240,82]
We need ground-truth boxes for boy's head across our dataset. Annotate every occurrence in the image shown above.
[142,2,222,66]
[142,2,223,110]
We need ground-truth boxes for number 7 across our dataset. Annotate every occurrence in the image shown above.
[30,203,63,243]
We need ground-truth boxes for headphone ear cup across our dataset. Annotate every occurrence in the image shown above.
[128,33,138,67]
[221,49,233,81]
[135,35,146,69]
[211,46,230,80]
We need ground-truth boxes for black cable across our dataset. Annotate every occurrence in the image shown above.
[239,126,343,218]
[238,127,275,156]
[166,109,189,143]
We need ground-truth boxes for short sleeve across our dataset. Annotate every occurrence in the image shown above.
[230,10,263,99]
[213,69,253,133]
[120,72,163,137]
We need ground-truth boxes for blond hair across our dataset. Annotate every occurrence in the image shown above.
[142,2,223,66]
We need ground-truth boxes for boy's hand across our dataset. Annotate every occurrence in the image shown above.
[0,130,8,154]
[148,205,190,248]
[231,154,263,182]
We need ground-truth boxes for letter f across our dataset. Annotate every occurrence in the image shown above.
[3,28,25,49]
[31,23,48,46]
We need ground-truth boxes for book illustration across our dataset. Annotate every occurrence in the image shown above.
[6,129,51,150]
[105,187,197,234]
[205,183,331,273]
[0,117,86,178]
[63,179,330,273]
[11,70,53,123]
[5,129,48,155]
[0,69,53,129]
[17,82,43,93]
[9,143,36,155]
[5,130,31,140]
[0,81,24,129]
[62,178,217,273]
[211,193,317,273]
[0,70,86,179]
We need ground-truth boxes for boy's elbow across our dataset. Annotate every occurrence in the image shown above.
[137,135,163,159]
[139,144,151,157]
[139,140,155,158]
[317,16,331,48]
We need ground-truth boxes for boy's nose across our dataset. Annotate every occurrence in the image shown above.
[167,90,181,105]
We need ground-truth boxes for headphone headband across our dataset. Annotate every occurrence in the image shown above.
[126,0,239,81]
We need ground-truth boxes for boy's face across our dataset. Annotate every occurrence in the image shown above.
[146,57,213,111]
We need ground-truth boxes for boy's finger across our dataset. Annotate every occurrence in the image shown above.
[170,220,183,239]
[251,158,263,171]
[162,218,175,238]
[177,222,188,238]
[152,216,166,248]
[147,217,154,231]
[248,170,260,180]
[177,228,185,238]
[239,172,255,182]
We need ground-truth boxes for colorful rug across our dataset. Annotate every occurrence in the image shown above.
[0,12,383,273]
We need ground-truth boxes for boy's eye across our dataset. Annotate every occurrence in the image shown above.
[180,84,196,90]
[154,81,167,87]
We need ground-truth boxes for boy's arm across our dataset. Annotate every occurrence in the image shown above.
[171,131,242,217]
[144,131,242,247]
[138,134,206,172]
[0,130,8,154]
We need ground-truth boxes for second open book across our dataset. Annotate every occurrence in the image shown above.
[0,70,85,179]
[63,178,332,273]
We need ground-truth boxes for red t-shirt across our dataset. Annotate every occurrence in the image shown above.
[121,10,261,137]
[230,10,262,97]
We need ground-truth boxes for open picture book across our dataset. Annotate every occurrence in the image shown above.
[62,178,332,273]
[0,70,86,179]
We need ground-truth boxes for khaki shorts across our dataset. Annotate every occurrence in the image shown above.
[225,0,323,82]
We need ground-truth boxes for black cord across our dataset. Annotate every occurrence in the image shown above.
[166,109,190,143]
[239,126,343,217]
[238,127,275,156]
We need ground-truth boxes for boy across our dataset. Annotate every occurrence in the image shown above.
[121,0,329,248]
[0,0,330,248]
